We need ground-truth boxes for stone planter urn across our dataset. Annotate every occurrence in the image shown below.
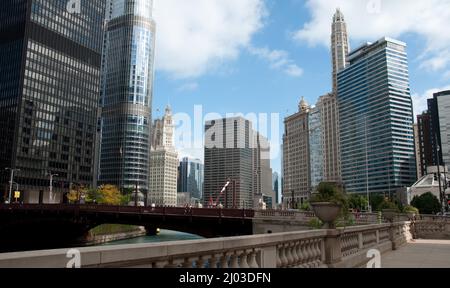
[382,209,397,222]
[310,202,342,229]
[406,212,417,221]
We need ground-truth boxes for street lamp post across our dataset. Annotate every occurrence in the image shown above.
[5,168,20,203]
[48,172,59,203]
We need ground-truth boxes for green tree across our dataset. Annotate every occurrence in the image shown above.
[370,194,385,212]
[300,201,311,211]
[348,194,369,211]
[410,192,441,215]
[67,185,87,204]
[95,185,123,205]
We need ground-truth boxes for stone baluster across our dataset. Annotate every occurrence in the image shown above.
[197,256,206,268]
[285,243,294,267]
[304,240,312,268]
[276,247,282,267]
[313,239,321,267]
[209,254,221,268]
[278,245,288,268]
[291,242,299,266]
[154,260,168,268]
[239,250,250,268]
[220,253,230,268]
[296,241,305,268]
[248,249,259,268]
[229,253,240,268]
[182,257,194,268]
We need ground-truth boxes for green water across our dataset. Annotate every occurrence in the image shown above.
[101,229,203,246]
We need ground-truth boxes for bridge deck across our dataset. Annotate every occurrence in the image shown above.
[381,240,450,268]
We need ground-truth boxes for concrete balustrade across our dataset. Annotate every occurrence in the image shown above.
[0,222,415,268]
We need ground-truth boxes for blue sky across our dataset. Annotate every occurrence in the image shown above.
[151,0,450,175]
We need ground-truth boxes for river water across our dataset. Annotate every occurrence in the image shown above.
[101,229,203,246]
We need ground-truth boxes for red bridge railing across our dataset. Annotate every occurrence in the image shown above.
[0,204,255,218]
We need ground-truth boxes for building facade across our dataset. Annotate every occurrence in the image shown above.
[149,106,178,206]
[428,91,450,172]
[308,105,323,189]
[283,98,311,207]
[317,94,342,183]
[413,124,421,179]
[204,117,258,209]
[0,0,106,203]
[338,37,417,195]
[272,172,279,205]
[417,113,433,178]
[253,133,273,209]
[178,157,204,201]
[99,0,156,200]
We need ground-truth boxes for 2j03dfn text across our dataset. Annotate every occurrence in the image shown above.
[223,273,271,285]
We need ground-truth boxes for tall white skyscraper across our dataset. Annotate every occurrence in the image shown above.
[331,8,350,93]
[149,106,178,206]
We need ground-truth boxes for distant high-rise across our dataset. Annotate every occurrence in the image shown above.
[272,172,279,205]
[149,106,178,206]
[338,37,417,195]
[178,157,204,201]
[413,124,421,179]
[283,98,311,207]
[308,105,323,189]
[0,0,105,203]
[427,91,450,172]
[99,0,156,199]
[204,117,270,209]
[331,8,350,93]
[253,133,273,208]
[417,113,433,178]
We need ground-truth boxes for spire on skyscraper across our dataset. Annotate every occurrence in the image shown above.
[331,8,350,93]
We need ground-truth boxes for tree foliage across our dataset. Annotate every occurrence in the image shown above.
[67,185,87,203]
[348,194,369,211]
[97,185,122,205]
[411,192,441,215]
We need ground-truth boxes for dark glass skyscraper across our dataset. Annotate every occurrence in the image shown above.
[0,0,105,203]
[99,0,156,198]
[338,37,417,196]
[178,157,204,201]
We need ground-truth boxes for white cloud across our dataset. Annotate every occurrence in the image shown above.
[177,82,199,92]
[248,47,304,77]
[294,0,450,72]
[153,0,266,78]
[412,85,450,119]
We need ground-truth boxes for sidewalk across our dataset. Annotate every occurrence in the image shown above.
[381,239,450,268]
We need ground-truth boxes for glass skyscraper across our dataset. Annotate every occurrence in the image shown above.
[338,37,416,195]
[99,0,156,198]
[0,0,105,203]
[178,157,204,201]
[308,106,323,189]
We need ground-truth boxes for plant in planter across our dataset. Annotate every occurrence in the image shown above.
[309,182,348,229]
[403,205,419,220]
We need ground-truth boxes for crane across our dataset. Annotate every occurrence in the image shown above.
[211,179,231,208]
